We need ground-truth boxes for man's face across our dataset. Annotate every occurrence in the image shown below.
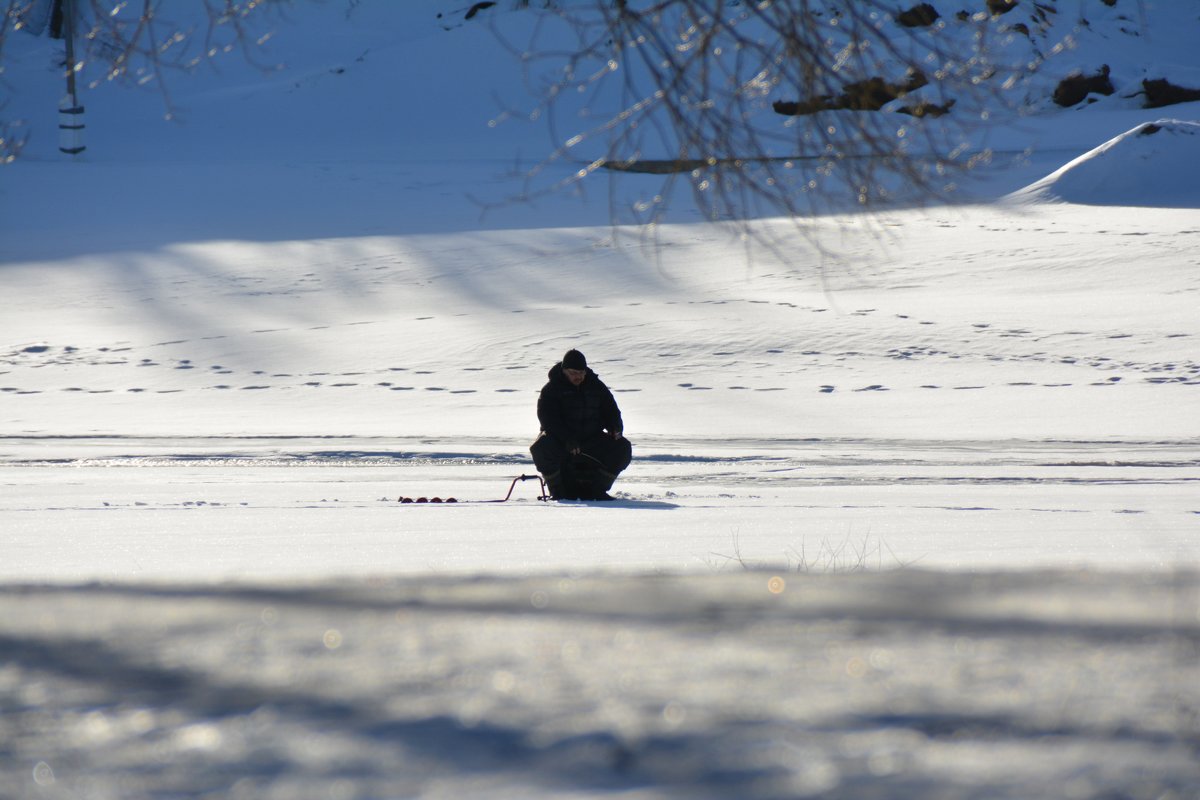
[564,367,586,386]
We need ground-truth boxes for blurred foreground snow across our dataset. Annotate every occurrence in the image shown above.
[2,570,1197,799]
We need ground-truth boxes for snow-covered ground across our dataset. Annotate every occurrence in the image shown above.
[2,3,1198,798]
[3,570,1197,799]
[3,197,1197,582]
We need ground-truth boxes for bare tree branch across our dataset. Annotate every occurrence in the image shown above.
[0,0,282,143]
[490,0,1064,233]
[0,1,29,160]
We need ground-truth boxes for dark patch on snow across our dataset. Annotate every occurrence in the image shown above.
[1141,78,1200,109]
[896,3,939,28]
[1053,65,1113,108]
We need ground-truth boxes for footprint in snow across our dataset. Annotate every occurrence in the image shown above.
[854,385,889,392]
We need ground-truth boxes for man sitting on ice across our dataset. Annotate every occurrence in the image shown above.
[530,349,632,501]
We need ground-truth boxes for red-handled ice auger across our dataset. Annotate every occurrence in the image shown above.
[396,473,549,504]
[498,473,550,502]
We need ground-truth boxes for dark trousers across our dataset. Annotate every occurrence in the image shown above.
[530,433,632,496]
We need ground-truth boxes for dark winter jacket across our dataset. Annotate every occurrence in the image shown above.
[537,362,624,448]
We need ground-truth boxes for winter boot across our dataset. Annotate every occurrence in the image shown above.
[543,470,577,501]
[570,455,616,501]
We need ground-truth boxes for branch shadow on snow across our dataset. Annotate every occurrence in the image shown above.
[1,571,1196,797]
[1,158,748,266]
[0,631,811,796]
[7,571,1199,643]
[0,188,686,377]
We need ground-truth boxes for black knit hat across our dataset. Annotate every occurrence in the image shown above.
[561,349,587,371]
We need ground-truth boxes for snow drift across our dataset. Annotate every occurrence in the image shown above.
[1012,118,1200,207]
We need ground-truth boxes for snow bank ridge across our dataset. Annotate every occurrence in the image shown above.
[1012,119,1200,208]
